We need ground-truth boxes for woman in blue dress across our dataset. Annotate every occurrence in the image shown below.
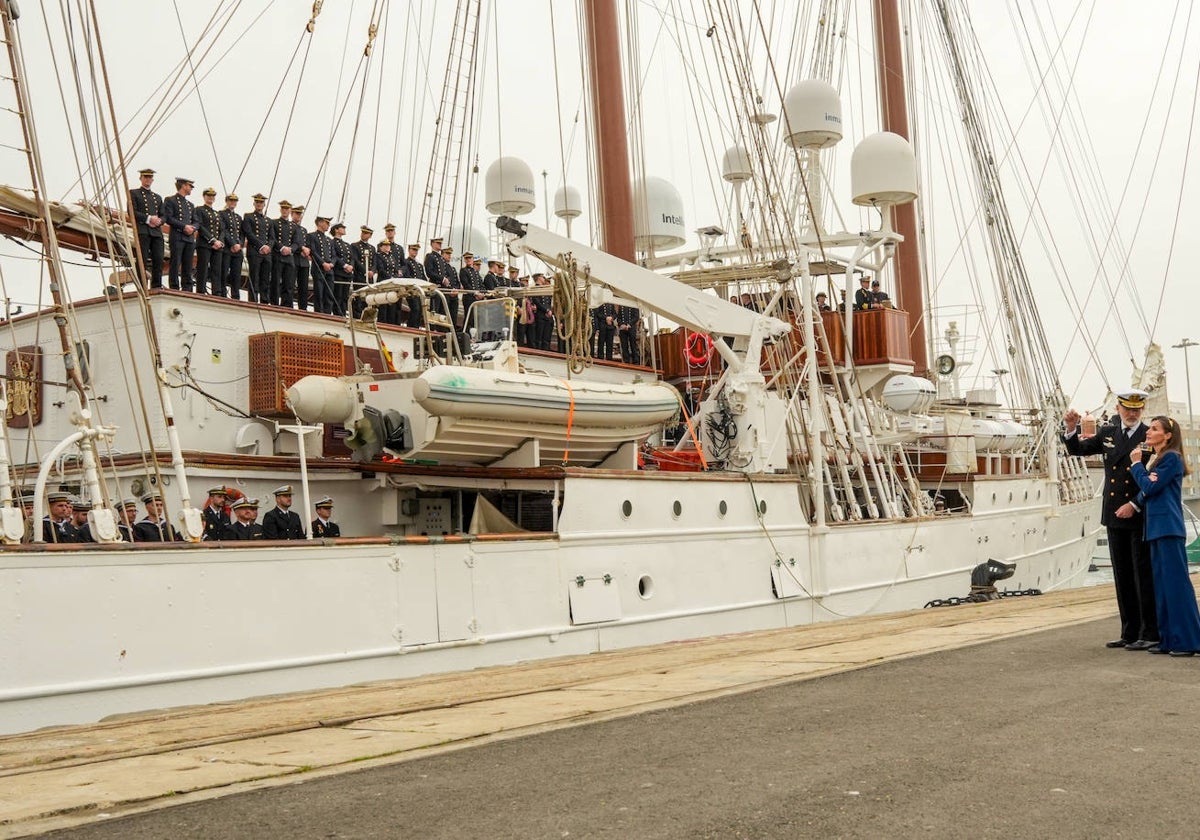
[1129,415,1200,655]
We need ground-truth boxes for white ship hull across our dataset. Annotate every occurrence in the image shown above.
[1,472,1098,735]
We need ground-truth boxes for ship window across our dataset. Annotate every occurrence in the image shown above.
[638,575,654,599]
[718,500,728,517]
[672,500,682,518]
[758,500,767,516]
[621,499,633,518]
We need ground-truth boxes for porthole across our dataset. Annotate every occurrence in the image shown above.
[621,499,633,518]
[672,500,682,517]
[718,500,728,517]
[758,500,768,515]
[638,575,654,599]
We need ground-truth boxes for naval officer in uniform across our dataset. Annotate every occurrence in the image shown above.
[1063,388,1158,650]
[129,168,165,289]
[263,485,305,540]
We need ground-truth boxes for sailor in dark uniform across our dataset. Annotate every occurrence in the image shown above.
[222,497,264,540]
[115,497,140,543]
[201,485,231,541]
[129,168,165,289]
[593,302,618,360]
[307,216,336,315]
[194,187,224,295]
[483,259,503,292]
[271,200,300,307]
[70,497,96,543]
[458,253,485,327]
[350,226,377,308]
[217,194,243,299]
[1063,388,1158,649]
[331,223,354,316]
[311,496,341,538]
[133,491,179,542]
[162,178,197,291]
[242,193,274,303]
[291,204,312,311]
[424,237,453,321]
[262,485,305,540]
[400,242,426,328]
[618,304,641,364]
[42,490,78,544]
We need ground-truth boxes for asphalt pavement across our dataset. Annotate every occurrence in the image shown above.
[36,616,1200,840]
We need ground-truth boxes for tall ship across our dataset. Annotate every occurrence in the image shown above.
[0,0,1110,735]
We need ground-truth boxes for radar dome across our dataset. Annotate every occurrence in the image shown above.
[721,145,753,183]
[881,375,936,414]
[782,80,843,149]
[484,156,536,215]
[633,176,685,251]
[851,132,918,206]
[553,184,582,220]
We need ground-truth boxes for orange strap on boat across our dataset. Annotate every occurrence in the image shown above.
[674,390,708,470]
[560,379,576,465]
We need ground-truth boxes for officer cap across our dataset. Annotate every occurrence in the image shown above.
[176,178,194,188]
[430,236,443,244]
[226,193,239,202]
[315,215,331,224]
[231,497,258,510]
[279,200,292,209]
[202,187,217,196]
[207,485,228,497]
[252,193,267,202]
[141,490,162,504]
[384,223,396,231]
[441,247,453,255]
[314,496,334,509]
[360,226,373,235]
[332,222,346,232]
[117,497,139,510]
[488,259,502,268]
[408,242,420,249]
[72,499,93,512]
[291,204,305,213]
[138,168,156,176]
[507,265,519,272]
[378,239,392,248]
[462,251,474,259]
[1116,389,1149,409]
[47,491,71,504]
[273,484,293,496]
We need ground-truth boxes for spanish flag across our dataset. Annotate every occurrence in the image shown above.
[379,338,397,373]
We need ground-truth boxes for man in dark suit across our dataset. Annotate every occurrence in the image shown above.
[129,168,165,289]
[217,194,243,299]
[311,496,341,538]
[1063,388,1158,649]
[242,193,274,303]
[194,188,224,295]
[262,485,305,540]
[271,200,301,307]
[307,216,336,314]
[162,178,197,291]
[400,242,426,328]
[853,274,874,310]
[201,485,231,541]
[222,498,264,540]
[331,223,354,316]
[291,205,312,311]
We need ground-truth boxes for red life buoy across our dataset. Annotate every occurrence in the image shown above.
[685,331,713,368]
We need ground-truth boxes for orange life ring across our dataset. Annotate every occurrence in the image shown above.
[685,331,713,368]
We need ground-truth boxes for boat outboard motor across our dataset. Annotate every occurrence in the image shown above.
[346,406,413,463]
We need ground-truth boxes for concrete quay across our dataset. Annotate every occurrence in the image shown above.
[0,587,1137,838]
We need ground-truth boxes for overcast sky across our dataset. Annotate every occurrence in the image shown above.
[0,0,1196,414]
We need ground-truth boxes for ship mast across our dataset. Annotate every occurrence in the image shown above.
[872,0,928,376]
[582,0,635,261]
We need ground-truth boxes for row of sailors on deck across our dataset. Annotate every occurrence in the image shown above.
[31,486,340,544]
[129,169,531,326]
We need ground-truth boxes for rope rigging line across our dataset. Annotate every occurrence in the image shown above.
[235,24,312,196]
[334,2,387,225]
[365,0,392,220]
[171,0,226,189]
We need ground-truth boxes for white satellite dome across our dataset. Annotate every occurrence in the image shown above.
[484,156,537,216]
[851,132,918,206]
[781,80,843,149]
[447,224,488,260]
[633,176,685,251]
[721,145,753,183]
[881,375,936,415]
[553,184,582,220]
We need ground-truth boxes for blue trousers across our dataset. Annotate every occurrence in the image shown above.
[1150,535,1200,653]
